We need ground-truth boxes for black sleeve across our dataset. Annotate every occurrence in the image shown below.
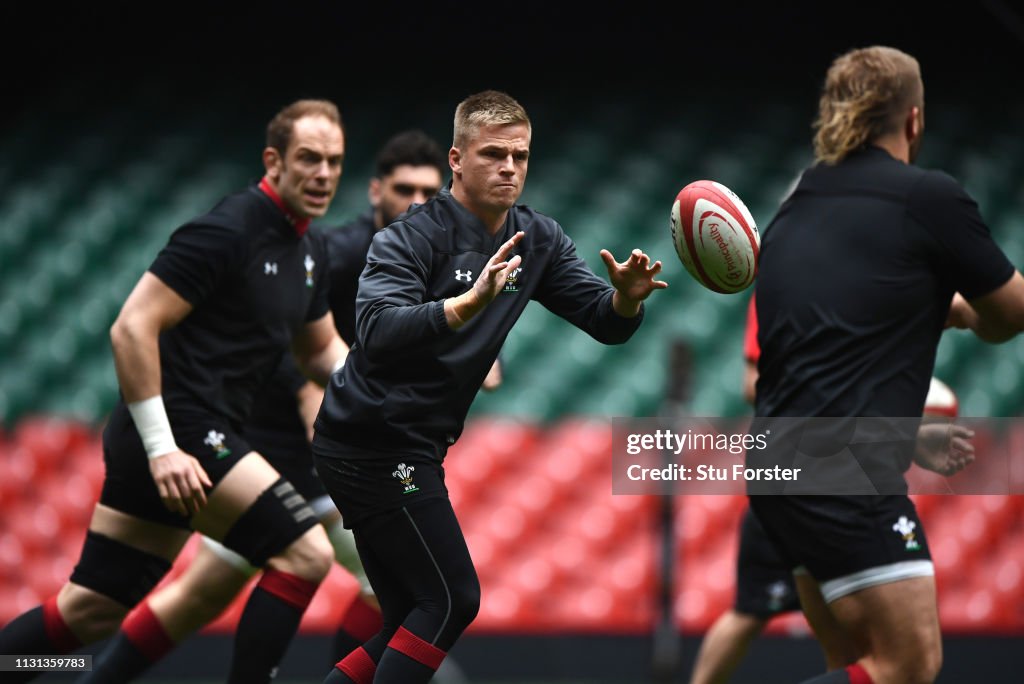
[356,223,453,357]
[305,229,330,322]
[148,222,245,304]
[534,223,643,344]
[272,351,308,395]
[325,228,365,345]
[909,171,1015,299]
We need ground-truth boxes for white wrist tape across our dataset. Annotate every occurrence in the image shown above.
[332,356,346,374]
[127,395,178,460]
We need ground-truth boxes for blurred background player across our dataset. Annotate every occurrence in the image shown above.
[80,130,479,682]
[0,99,348,684]
[689,293,973,684]
[314,90,666,683]
[750,46,1024,684]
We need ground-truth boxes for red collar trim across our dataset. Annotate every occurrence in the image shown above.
[258,177,311,237]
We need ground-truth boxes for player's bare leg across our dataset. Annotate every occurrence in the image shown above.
[827,576,941,684]
[689,610,769,684]
[793,573,860,671]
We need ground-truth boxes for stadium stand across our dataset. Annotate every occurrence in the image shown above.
[2,71,1023,682]
[1,417,1022,639]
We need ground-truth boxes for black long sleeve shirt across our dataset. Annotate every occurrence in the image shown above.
[315,188,643,460]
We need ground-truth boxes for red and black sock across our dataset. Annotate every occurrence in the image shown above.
[227,569,319,684]
[324,645,377,683]
[0,596,83,683]
[371,626,446,683]
[330,596,382,662]
[78,601,176,683]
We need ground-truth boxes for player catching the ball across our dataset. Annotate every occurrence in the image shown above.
[312,90,667,683]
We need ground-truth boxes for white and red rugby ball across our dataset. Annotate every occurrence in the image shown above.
[670,180,760,294]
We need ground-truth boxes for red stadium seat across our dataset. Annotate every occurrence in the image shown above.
[0,446,39,503]
[22,554,73,601]
[14,416,93,475]
[929,535,963,579]
[483,504,527,547]
[7,503,62,555]
[0,535,27,582]
[464,531,503,583]
[540,445,589,487]
[474,585,535,630]
[544,533,588,578]
[510,557,556,596]
[40,473,97,533]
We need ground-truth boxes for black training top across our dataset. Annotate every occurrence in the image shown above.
[755,146,1013,419]
[315,188,643,459]
[146,184,330,428]
[325,209,377,346]
[243,210,376,450]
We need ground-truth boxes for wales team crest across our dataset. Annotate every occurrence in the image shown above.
[393,463,419,494]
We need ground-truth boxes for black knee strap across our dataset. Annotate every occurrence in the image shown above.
[221,478,318,567]
[69,531,172,607]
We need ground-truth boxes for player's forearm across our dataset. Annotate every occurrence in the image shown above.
[110,315,163,402]
[444,290,486,330]
[299,336,348,386]
[296,381,325,442]
[611,290,643,318]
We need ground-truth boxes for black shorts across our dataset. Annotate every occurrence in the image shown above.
[244,427,327,506]
[734,506,800,618]
[748,494,933,602]
[312,433,448,530]
[100,402,253,529]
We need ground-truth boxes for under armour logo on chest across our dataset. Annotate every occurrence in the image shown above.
[455,269,473,282]
[264,262,278,275]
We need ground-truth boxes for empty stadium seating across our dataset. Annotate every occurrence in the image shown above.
[5,92,1023,429]
[1,417,1022,638]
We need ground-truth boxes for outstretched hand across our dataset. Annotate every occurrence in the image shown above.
[445,231,525,330]
[914,422,976,476]
[600,248,668,317]
[472,231,525,306]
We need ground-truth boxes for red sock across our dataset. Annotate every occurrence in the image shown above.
[257,569,319,609]
[388,626,446,670]
[846,663,874,684]
[122,601,176,662]
[42,596,81,653]
[337,646,376,684]
[339,597,382,643]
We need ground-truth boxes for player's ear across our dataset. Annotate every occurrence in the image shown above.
[449,146,462,176]
[368,177,382,208]
[263,146,283,181]
[906,106,922,142]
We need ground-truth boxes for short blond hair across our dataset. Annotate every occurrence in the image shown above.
[813,46,923,165]
[453,90,531,148]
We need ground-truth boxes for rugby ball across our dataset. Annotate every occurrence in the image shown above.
[670,180,759,294]
[924,377,958,418]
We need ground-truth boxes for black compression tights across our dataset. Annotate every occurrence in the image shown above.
[331,498,480,683]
